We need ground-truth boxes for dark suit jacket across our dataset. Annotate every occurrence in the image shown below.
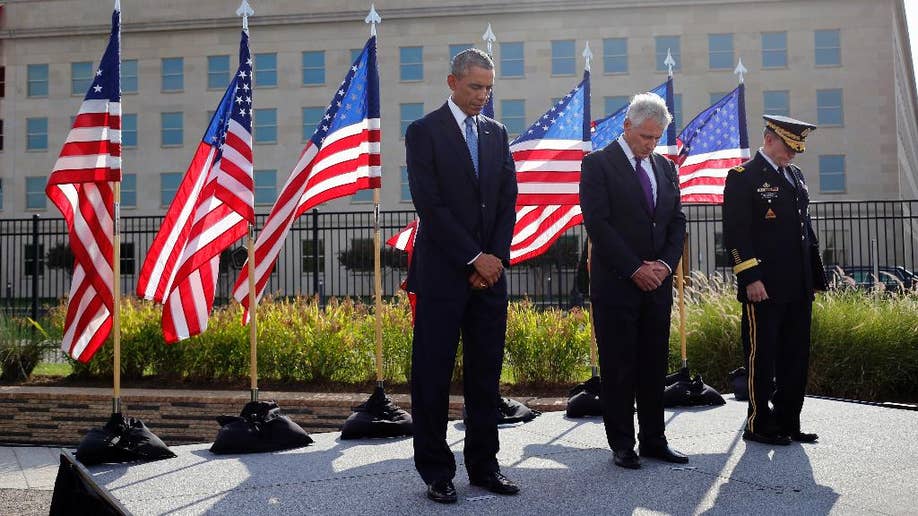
[405,103,518,299]
[579,140,686,306]
[723,150,827,303]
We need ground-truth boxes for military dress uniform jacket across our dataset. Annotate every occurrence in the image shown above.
[723,151,827,303]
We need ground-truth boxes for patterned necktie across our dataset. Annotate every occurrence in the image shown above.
[635,157,654,210]
[464,116,479,177]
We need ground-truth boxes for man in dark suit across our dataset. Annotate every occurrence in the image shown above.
[723,115,827,446]
[579,93,687,470]
[405,48,519,504]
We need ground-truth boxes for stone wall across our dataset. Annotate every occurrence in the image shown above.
[0,386,566,446]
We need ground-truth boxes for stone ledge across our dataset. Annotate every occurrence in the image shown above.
[0,386,567,447]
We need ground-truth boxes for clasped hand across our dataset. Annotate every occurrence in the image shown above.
[632,260,670,292]
[469,253,504,289]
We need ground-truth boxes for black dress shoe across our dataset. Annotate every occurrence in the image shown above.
[743,429,791,446]
[469,471,519,495]
[426,480,457,504]
[640,444,689,464]
[790,431,818,443]
[613,449,641,469]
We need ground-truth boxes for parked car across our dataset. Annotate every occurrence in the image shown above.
[832,265,917,290]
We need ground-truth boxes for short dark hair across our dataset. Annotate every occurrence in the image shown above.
[450,48,494,78]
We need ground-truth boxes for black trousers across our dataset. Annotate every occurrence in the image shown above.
[410,290,507,484]
[592,294,672,452]
[741,298,812,435]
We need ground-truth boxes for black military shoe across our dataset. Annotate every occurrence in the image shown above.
[743,429,791,446]
[640,444,689,464]
[469,471,519,495]
[790,431,818,443]
[613,449,641,469]
[426,480,457,504]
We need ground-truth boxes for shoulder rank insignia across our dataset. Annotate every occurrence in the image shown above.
[731,166,745,173]
[765,208,776,219]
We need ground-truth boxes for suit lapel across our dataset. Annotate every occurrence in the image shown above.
[435,103,479,188]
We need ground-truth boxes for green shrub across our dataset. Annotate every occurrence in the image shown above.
[505,301,591,384]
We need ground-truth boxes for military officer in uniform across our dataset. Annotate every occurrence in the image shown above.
[723,114,828,446]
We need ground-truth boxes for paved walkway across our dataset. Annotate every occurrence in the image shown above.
[79,397,917,515]
[0,445,61,491]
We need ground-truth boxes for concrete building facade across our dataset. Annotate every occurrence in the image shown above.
[0,0,916,220]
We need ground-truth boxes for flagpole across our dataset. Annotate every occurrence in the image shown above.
[235,0,258,402]
[365,5,384,387]
[112,0,123,414]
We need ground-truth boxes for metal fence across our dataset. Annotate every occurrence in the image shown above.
[2,200,917,319]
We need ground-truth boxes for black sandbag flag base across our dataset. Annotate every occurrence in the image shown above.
[663,367,726,407]
[75,412,176,466]
[462,396,542,425]
[340,386,413,440]
[210,400,313,455]
[566,376,602,418]
[728,366,749,401]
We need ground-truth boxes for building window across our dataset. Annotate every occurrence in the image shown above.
[301,239,325,273]
[352,188,373,203]
[399,46,423,81]
[763,90,790,116]
[0,66,5,97]
[814,29,841,66]
[302,51,325,85]
[551,40,576,76]
[350,49,363,64]
[400,103,424,137]
[603,38,627,74]
[500,42,524,78]
[762,32,787,68]
[708,34,733,70]
[24,244,45,277]
[254,169,276,204]
[26,176,47,210]
[400,166,411,202]
[26,117,48,151]
[501,99,526,136]
[161,112,183,146]
[819,155,845,193]
[71,61,94,95]
[0,119,4,152]
[655,36,681,72]
[121,173,137,208]
[604,96,629,116]
[121,59,138,93]
[160,172,182,206]
[27,64,49,97]
[710,92,729,105]
[121,113,137,148]
[253,108,277,144]
[302,106,325,141]
[817,89,843,126]
[207,55,230,89]
[120,242,136,275]
[450,44,473,60]
[161,57,184,91]
[255,52,277,88]
[0,178,4,210]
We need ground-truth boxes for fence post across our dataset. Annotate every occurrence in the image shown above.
[31,214,40,322]
[312,208,320,296]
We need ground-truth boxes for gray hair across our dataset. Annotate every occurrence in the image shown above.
[450,48,494,78]
[625,92,673,128]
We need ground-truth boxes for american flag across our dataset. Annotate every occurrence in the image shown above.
[136,31,254,343]
[45,5,120,363]
[386,219,418,319]
[509,71,590,264]
[232,36,381,313]
[590,78,677,156]
[676,84,749,204]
